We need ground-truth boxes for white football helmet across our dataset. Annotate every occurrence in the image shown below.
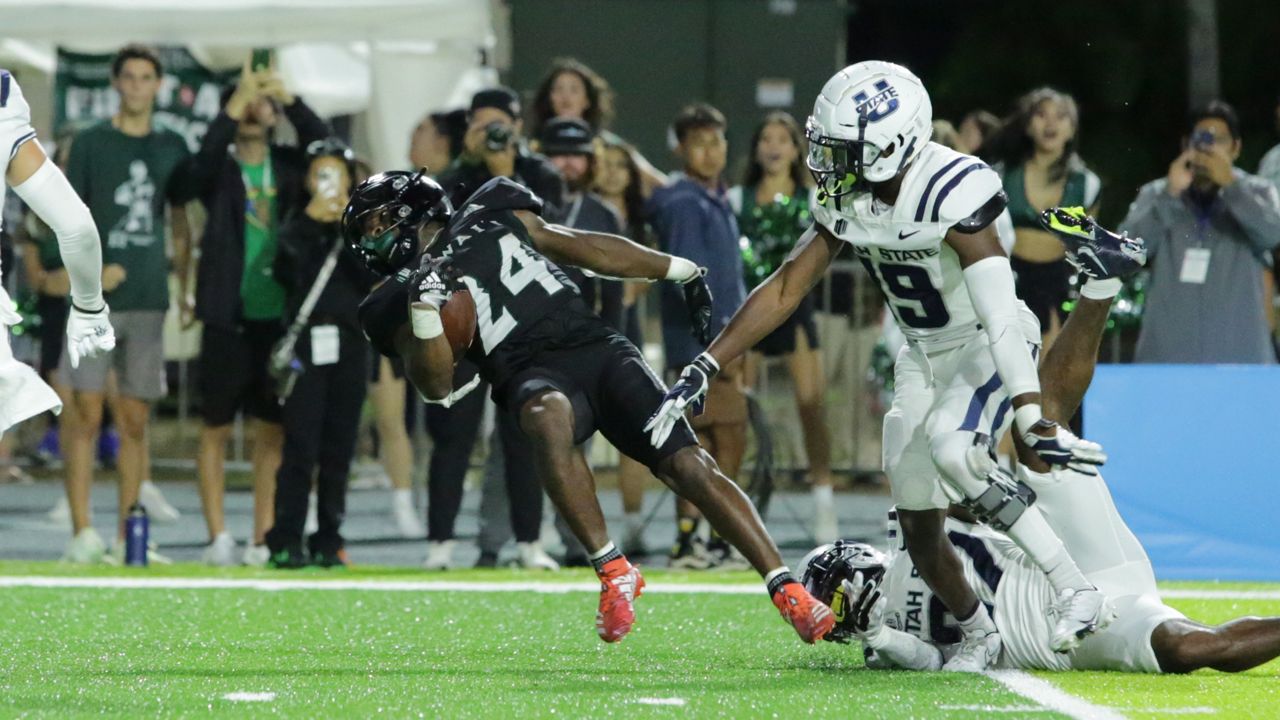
[806,61,933,197]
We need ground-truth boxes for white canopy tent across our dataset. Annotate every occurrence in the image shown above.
[0,0,498,170]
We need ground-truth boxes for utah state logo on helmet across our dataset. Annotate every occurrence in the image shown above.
[342,170,453,276]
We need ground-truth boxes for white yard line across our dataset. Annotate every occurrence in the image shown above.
[985,670,1127,720]
[222,692,276,702]
[635,698,687,707]
[0,575,1274,600]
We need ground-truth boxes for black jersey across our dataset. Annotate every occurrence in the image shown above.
[359,176,607,392]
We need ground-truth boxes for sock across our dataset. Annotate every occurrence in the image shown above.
[589,541,624,574]
[764,566,796,597]
[675,516,698,542]
[811,484,834,505]
[1006,507,1090,592]
[956,601,997,637]
[392,488,413,507]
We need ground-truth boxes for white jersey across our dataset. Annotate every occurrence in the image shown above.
[880,517,1183,673]
[0,70,39,237]
[812,142,1003,351]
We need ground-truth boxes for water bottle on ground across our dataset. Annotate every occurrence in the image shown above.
[125,503,148,567]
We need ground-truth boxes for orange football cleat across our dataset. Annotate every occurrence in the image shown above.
[772,582,835,644]
[596,557,645,643]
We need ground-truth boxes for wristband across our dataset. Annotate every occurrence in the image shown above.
[1014,403,1044,435]
[1080,277,1122,300]
[666,256,700,283]
[72,302,107,314]
[410,304,444,339]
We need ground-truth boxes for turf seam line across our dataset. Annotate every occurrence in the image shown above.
[984,670,1128,720]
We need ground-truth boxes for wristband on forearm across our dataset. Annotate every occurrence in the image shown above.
[71,302,107,314]
[410,304,444,339]
[666,256,701,284]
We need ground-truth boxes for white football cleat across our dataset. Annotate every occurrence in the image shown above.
[517,541,560,571]
[139,480,181,524]
[242,543,270,567]
[391,492,426,539]
[62,527,108,564]
[1050,587,1116,652]
[423,540,456,570]
[942,629,1002,672]
[202,531,238,567]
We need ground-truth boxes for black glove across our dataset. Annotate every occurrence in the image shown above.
[681,268,713,346]
[409,256,461,310]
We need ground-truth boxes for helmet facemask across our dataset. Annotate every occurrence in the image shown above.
[806,114,897,199]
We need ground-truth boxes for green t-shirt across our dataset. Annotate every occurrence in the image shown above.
[65,120,190,311]
[238,160,285,321]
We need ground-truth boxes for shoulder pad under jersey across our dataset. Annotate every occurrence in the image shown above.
[454,176,545,225]
[906,146,1002,228]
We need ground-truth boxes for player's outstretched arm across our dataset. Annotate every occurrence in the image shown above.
[945,224,1104,471]
[644,224,840,447]
[517,209,677,281]
[8,139,115,367]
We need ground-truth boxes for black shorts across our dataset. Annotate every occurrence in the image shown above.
[497,333,697,473]
[755,292,819,357]
[1011,256,1073,330]
[199,320,285,426]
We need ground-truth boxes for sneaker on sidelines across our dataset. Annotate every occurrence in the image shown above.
[517,541,560,571]
[423,540,456,570]
[391,493,426,539]
[707,540,751,572]
[596,557,644,643]
[538,519,566,559]
[813,504,839,546]
[62,527,108,564]
[311,549,348,569]
[620,528,649,559]
[473,550,498,569]
[110,540,173,565]
[139,480,180,524]
[771,582,835,644]
[1050,587,1116,652]
[669,534,713,570]
[943,629,1002,672]
[304,492,319,536]
[242,543,270,567]
[202,532,238,567]
[47,495,71,526]
[268,547,308,569]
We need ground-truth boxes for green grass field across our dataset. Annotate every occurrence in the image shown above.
[0,563,1276,719]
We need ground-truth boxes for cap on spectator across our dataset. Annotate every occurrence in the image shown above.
[539,117,595,156]
[470,86,521,121]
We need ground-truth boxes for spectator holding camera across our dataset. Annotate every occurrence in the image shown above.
[437,87,563,214]
[185,54,330,565]
[264,140,373,568]
[1120,101,1280,364]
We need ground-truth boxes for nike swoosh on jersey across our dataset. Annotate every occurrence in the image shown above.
[898,229,921,239]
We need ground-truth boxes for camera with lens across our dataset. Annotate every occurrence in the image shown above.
[1191,129,1216,151]
[483,121,514,152]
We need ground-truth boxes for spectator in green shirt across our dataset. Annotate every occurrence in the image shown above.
[60,45,193,561]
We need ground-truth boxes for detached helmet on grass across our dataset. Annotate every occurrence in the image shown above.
[342,170,452,276]
[806,60,932,197]
[800,540,889,643]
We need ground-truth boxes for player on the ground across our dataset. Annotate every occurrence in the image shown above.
[646,61,1112,670]
[345,170,833,644]
[803,209,1280,673]
[0,70,114,434]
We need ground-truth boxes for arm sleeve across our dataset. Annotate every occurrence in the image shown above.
[1118,181,1178,260]
[283,98,331,148]
[1219,177,1280,260]
[864,629,945,671]
[963,255,1041,399]
[12,158,104,310]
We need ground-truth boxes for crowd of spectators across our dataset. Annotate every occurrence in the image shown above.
[3,45,1278,570]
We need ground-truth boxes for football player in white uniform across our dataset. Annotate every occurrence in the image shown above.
[0,70,114,433]
[802,211,1280,672]
[647,62,1112,671]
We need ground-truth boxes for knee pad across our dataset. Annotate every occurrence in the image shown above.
[931,431,1036,531]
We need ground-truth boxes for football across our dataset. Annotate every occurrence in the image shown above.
[440,288,476,361]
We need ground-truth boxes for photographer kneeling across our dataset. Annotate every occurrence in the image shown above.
[263,140,375,568]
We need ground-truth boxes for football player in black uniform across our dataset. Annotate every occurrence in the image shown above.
[345,170,834,644]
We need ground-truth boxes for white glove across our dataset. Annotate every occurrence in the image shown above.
[420,373,481,409]
[1020,418,1106,474]
[842,572,888,649]
[642,352,718,448]
[66,303,116,368]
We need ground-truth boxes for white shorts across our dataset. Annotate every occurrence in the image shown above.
[1072,593,1186,673]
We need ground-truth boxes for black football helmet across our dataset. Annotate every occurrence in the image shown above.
[800,540,889,643]
[342,170,452,276]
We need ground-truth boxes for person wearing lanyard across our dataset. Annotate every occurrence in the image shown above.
[1119,100,1280,364]
[183,55,330,566]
